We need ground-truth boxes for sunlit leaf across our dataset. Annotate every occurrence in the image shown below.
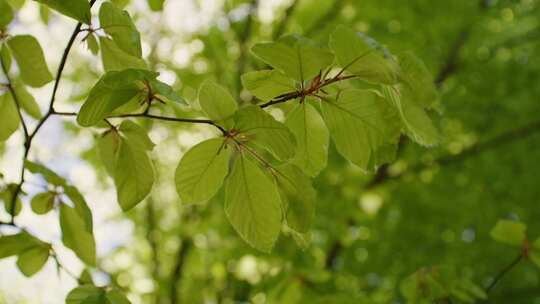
[7,35,53,87]
[490,220,526,247]
[399,52,438,108]
[234,105,296,161]
[198,81,238,124]
[241,70,295,101]
[0,0,14,28]
[224,156,282,252]
[286,100,329,176]
[16,244,50,277]
[60,203,96,266]
[35,0,91,24]
[12,80,42,119]
[0,92,20,141]
[99,37,147,72]
[252,37,334,82]
[329,25,399,84]
[30,191,55,214]
[175,138,231,204]
[99,2,142,57]
[321,89,386,170]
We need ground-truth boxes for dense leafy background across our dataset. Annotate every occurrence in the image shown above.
[0,0,539,303]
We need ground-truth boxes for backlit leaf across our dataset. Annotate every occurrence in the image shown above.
[60,203,97,266]
[0,92,20,141]
[490,220,526,247]
[99,2,142,57]
[30,191,55,214]
[286,100,329,176]
[35,0,91,24]
[0,0,14,28]
[175,138,231,204]
[16,244,50,277]
[99,37,147,72]
[224,156,282,252]
[241,70,295,101]
[198,81,238,123]
[12,80,42,119]
[7,35,53,87]
[234,105,296,161]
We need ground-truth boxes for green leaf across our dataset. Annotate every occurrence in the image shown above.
[241,70,295,101]
[99,2,142,57]
[275,164,316,233]
[66,286,105,304]
[0,0,14,28]
[25,160,66,186]
[7,35,53,87]
[35,0,91,24]
[286,101,329,176]
[30,191,56,214]
[86,33,99,55]
[251,37,334,83]
[79,269,95,285]
[398,52,438,108]
[175,138,231,204]
[99,37,147,72]
[106,290,131,304]
[77,69,156,126]
[234,105,296,161]
[0,44,12,72]
[64,186,94,232]
[0,231,42,258]
[60,203,97,266]
[198,81,238,123]
[0,92,20,141]
[12,80,42,119]
[1,183,22,216]
[16,244,50,277]
[382,85,439,146]
[329,25,399,85]
[490,220,527,247]
[321,89,386,170]
[112,121,155,211]
[149,79,186,104]
[147,0,164,11]
[224,156,282,252]
[98,129,121,175]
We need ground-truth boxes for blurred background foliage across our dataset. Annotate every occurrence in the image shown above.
[1,0,540,303]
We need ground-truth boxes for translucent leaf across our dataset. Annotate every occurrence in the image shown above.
[86,34,99,55]
[0,0,14,28]
[383,85,439,146]
[198,81,238,123]
[149,79,186,104]
[25,160,66,186]
[66,286,105,304]
[60,203,97,266]
[0,92,20,141]
[329,25,399,85]
[224,156,282,252]
[399,52,438,108]
[0,44,12,72]
[12,80,42,119]
[79,269,94,285]
[0,231,42,258]
[490,219,526,247]
[241,70,295,101]
[106,290,131,304]
[321,89,386,170]
[63,185,94,232]
[77,69,156,126]
[175,138,231,204]
[16,244,50,277]
[99,37,147,72]
[234,105,296,161]
[35,0,91,24]
[286,101,329,176]
[112,121,155,211]
[275,164,316,233]
[98,129,121,175]
[1,183,22,216]
[30,191,55,214]
[147,0,164,11]
[252,37,334,83]
[99,2,142,57]
[7,35,53,87]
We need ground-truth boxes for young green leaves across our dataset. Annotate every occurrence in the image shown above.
[6,35,53,87]
[198,81,238,127]
[25,161,97,266]
[98,121,155,211]
[66,285,131,304]
[175,138,231,204]
[34,0,92,24]
[0,231,51,277]
[77,69,183,126]
[0,92,20,141]
[0,0,14,29]
[490,220,527,247]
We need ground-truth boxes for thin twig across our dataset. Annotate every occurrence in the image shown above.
[485,253,523,294]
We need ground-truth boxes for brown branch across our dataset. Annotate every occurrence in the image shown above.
[5,0,98,224]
